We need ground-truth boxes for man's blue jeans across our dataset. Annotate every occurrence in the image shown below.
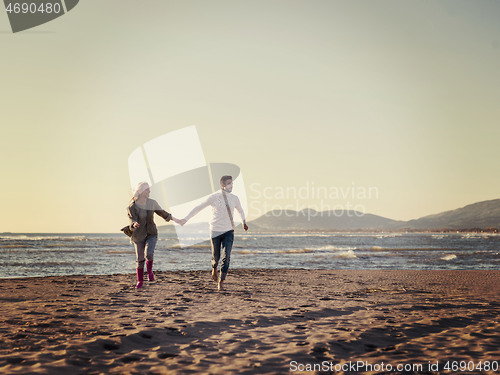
[211,230,234,280]
[134,235,158,268]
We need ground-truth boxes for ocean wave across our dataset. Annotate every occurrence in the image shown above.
[170,244,211,250]
[235,246,357,255]
[332,250,357,259]
[277,249,314,254]
[460,233,499,239]
[440,254,457,261]
[0,235,88,241]
[0,244,36,249]
[233,249,277,255]
[104,250,134,254]
[39,244,93,249]
[461,234,480,239]
[360,252,401,257]
[338,233,402,238]
[375,234,403,238]
[2,261,95,267]
[253,233,336,238]
[360,247,451,252]
[0,248,86,254]
[315,245,356,251]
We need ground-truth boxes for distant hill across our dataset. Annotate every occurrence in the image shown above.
[250,209,403,231]
[249,199,500,231]
[403,199,500,230]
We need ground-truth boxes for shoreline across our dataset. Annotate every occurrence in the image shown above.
[1,266,500,278]
[1,269,498,374]
[2,267,499,281]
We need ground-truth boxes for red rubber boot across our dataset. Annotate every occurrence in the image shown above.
[136,268,144,289]
[146,260,154,282]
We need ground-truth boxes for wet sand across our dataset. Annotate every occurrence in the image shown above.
[0,269,498,374]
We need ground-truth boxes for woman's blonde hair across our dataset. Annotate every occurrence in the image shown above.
[132,181,150,201]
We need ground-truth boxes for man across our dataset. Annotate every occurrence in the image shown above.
[179,175,248,290]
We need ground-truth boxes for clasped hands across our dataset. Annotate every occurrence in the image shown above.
[172,217,187,226]
[172,218,248,231]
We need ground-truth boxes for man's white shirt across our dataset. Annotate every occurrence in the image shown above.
[184,190,246,237]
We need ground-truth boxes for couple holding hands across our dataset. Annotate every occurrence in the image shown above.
[125,175,247,291]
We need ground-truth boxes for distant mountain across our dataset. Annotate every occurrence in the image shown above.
[403,199,500,230]
[249,199,500,231]
[250,209,403,231]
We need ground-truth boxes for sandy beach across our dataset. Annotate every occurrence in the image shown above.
[0,269,498,374]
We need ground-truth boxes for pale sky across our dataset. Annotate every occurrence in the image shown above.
[1,0,499,232]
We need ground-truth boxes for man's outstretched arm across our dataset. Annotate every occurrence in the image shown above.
[178,196,212,226]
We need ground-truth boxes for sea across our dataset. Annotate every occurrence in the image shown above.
[0,232,499,279]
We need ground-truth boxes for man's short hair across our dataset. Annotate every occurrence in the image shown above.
[220,175,232,186]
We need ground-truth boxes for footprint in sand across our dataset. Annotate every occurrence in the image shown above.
[311,343,329,359]
[5,356,25,364]
[26,311,49,316]
[119,354,143,363]
[87,330,112,337]
[173,306,188,311]
[165,327,184,336]
[100,339,121,351]
[11,332,27,339]
[5,319,23,325]
[157,352,178,359]
[66,358,91,367]
[120,323,135,331]
[61,314,83,319]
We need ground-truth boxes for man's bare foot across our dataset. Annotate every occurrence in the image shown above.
[211,268,218,282]
[218,280,224,291]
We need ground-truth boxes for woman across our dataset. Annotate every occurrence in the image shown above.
[127,182,178,288]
